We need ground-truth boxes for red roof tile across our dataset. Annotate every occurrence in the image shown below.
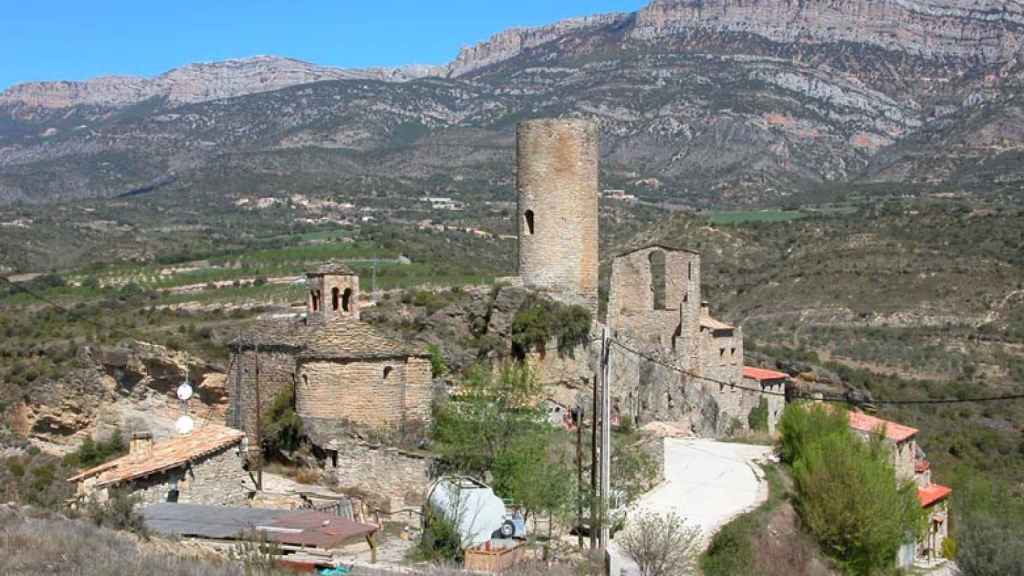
[918,484,952,508]
[69,425,244,487]
[743,366,789,382]
[847,411,918,442]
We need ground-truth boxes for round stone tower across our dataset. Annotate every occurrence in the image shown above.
[516,118,600,312]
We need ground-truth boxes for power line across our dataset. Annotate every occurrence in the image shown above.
[607,336,1024,407]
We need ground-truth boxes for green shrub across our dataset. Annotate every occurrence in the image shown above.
[87,490,148,537]
[747,397,769,432]
[428,344,448,378]
[942,536,957,560]
[510,295,591,359]
[262,387,304,456]
[413,506,463,563]
[65,430,126,470]
[782,404,926,575]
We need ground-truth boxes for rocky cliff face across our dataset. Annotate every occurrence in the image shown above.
[631,0,1024,61]
[12,341,228,450]
[0,56,444,110]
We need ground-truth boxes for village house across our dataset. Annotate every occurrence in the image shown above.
[846,411,952,567]
[69,425,248,506]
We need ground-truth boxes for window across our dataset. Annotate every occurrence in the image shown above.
[524,210,535,235]
[342,288,352,312]
[331,287,340,311]
[688,262,692,280]
[383,366,394,379]
[311,290,321,312]
[302,374,309,387]
[648,250,666,310]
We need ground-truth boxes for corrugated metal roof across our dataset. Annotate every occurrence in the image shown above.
[69,425,244,487]
[143,503,285,539]
[142,504,376,548]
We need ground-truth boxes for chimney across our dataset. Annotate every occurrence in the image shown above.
[130,431,153,458]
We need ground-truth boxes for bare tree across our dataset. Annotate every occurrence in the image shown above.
[620,511,701,576]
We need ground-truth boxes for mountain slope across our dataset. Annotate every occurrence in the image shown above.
[1,0,1023,206]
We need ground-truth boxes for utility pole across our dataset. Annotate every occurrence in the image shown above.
[599,326,612,551]
[372,257,378,300]
[576,404,584,550]
[590,374,599,551]
[254,339,263,491]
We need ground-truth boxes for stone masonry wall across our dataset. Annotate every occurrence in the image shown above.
[517,119,599,314]
[297,357,432,430]
[228,348,298,448]
[308,274,360,323]
[329,436,431,515]
[122,445,249,506]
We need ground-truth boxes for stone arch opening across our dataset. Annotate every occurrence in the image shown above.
[524,210,535,236]
[649,250,666,310]
[311,290,321,312]
[342,288,352,312]
[383,366,394,380]
[331,287,340,311]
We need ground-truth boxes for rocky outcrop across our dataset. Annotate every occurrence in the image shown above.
[14,341,228,451]
[446,14,629,77]
[631,0,1024,62]
[0,55,443,110]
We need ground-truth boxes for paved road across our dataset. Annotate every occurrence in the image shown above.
[610,438,775,576]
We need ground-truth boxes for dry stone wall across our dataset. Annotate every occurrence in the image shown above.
[329,436,431,515]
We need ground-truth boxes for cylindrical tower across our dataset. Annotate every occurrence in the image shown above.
[517,118,600,312]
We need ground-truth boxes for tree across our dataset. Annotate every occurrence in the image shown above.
[620,511,701,576]
[781,404,926,575]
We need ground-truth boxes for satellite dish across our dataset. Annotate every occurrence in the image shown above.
[177,382,194,401]
[175,415,195,435]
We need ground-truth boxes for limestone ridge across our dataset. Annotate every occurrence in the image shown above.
[0,55,445,109]
[632,0,1024,62]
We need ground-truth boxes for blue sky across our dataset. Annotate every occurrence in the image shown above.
[0,1,647,90]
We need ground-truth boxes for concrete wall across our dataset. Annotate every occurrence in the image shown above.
[328,436,431,514]
[227,347,298,448]
[517,119,599,314]
[107,445,249,506]
[297,356,432,430]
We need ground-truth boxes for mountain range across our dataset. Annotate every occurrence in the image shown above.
[2,0,1023,205]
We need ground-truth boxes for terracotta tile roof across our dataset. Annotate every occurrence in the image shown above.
[743,366,789,382]
[299,319,428,360]
[68,425,245,487]
[847,411,918,442]
[307,261,355,276]
[918,484,952,508]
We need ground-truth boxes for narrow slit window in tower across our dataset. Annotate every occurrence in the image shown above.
[311,290,320,312]
[331,287,340,311]
[383,366,394,380]
[524,210,535,235]
[342,288,352,312]
[649,250,666,310]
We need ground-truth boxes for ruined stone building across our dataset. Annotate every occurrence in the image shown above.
[226,262,433,511]
[509,119,779,437]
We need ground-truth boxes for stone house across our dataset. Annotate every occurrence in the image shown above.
[741,366,788,435]
[846,411,951,566]
[226,262,434,512]
[68,425,248,506]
